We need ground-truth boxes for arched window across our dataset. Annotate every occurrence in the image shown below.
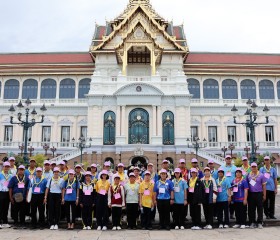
[4,79,19,99]
[59,78,75,99]
[259,80,274,99]
[162,111,174,145]
[277,81,280,99]
[129,108,149,144]
[203,79,219,99]
[41,79,56,99]
[241,79,256,99]
[188,78,200,98]
[22,79,38,99]
[78,78,91,98]
[222,79,238,99]
[103,111,116,145]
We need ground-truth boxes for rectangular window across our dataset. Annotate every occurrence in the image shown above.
[227,126,236,142]
[4,126,13,144]
[191,127,198,141]
[265,126,274,142]
[42,126,51,142]
[61,126,70,147]
[208,126,217,146]
[81,126,87,139]
[23,128,32,142]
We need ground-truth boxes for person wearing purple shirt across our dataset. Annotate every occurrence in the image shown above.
[247,162,267,229]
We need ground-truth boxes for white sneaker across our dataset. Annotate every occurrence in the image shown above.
[232,224,240,229]
[87,226,91,230]
[117,226,122,230]
[97,226,102,231]
[112,226,117,231]
[50,225,54,230]
[180,226,185,230]
[195,226,202,230]
[206,225,212,230]
[191,226,196,230]
[0,225,2,229]
[223,225,229,228]
[240,225,246,229]
[53,225,58,230]
[204,225,209,229]
[77,217,82,221]
[83,226,87,230]
[102,226,107,231]
[175,226,179,230]
[258,224,263,229]
[2,224,11,228]
[219,224,223,229]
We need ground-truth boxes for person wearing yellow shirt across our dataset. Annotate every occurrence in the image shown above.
[133,167,143,184]
[117,163,128,186]
[139,171,154,230]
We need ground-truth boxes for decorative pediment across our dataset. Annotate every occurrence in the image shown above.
[41,117,54,126]
[191,118,201,126]
[78,119,88,126]
[2,118,10,125]
[205,118,220,126]
[114,83,163,96]
[58,118,73,126]
[224,118,235,126]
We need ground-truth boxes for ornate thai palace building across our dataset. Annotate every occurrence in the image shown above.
[0,0,280,167]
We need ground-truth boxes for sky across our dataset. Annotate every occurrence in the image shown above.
[0,0,279,54]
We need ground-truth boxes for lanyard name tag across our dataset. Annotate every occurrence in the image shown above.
[205,188,209,193]
[174,187,180,193]
[242,170,246,176]
[84,190,91,196]
[34,187,41,193]
[66,188,73,194]
[159,188,165,194]
[99,189,106,195]
[3,181,9,187]
[18,183,24,189]
[250,179,256,186]
[218,187,222,193]
[264,173,270,179]
[189,187,194,193]
[226,172,231,177]
[144,189,150,195]
[114,193,121,199]
[233,187,238,193]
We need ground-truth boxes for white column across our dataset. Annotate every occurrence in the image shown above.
[200,78,203,100]
[56,78,60,101]
[37,78,41,101]
[116,105,121,136]
[121,105,126,136]
[237,80,241,100]
[157,106,162,137]
[152,105,157,136]
[274,80,278,100]
[1,77,4,99]
[75,78,79,101]
[255,78,260,100]
[219,77,223,100]
[18,77,23,99]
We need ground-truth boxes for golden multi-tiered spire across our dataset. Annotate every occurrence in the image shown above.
[129,0,150,4]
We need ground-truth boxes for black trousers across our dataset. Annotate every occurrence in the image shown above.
[0,192,10,224]
[203,203,214,225]
[96,194,108,227]
[31,194,45,227]
[65,201,76,224]
[173,204,185,227]
[157,199,170,228]
[216,201,229,225]
[264,190,275,217]
[234,202,246,225]
[48,193,61,225]
[142,207,152,228]
[112,207,122,227]
[82,205,93,227]
[150,206,156,221]
[13,200,26,225]
[190,204,201,226]
[126,203,138,228]
[248,192,263,224]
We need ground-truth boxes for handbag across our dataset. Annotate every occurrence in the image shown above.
[14,193,24,203]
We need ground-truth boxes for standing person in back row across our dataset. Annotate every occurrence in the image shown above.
[188,159,204,179]
[259,156,277,219]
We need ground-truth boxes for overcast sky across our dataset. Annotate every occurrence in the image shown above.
[0,0,279,54]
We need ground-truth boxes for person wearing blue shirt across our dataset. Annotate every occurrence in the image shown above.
[153,169,174,230]
[208,160,218,180]
[216,167,231,229]
[172,168,188,230]
[8,165,30,228]
[24,159,37,180]
[260,156,278,219]
[29,167,48,229]
[62,169,80,230]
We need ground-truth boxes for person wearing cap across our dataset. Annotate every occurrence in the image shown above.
[259,156,277,219]
[201,167,218,230]
[207,160,218,180]
[29,167,48,229]
[232,168,249,229]
[216,167,231,229]
[95,170,110,231]
[159,160,173,180]
[247,162,267,229]
[108,174,125,230]
[187,168,204,230]
[79,172,96,230]
[124,172,140,229]
[172,168,188,230]
[98,161,113,184]
[59,161,68,181]
[153,169,174,230]
[179,159,188,181]
[62,169,80,230]
[241,156,251,177]
[0,162,12,229]
[50,161,57,171]
[25,159,37,180]
[90,164,98,184]
[45,167,65,230]
[139,171,154,230]
[144,163,158,184]
[43,160,53,182]
[117,163,128,186]
[8,157,17,176]
[74,164,84,183]
[8,165,30,228]
[188,159,203,180]
[133,167,143,184]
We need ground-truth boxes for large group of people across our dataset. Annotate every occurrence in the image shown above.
[0,154,277,231]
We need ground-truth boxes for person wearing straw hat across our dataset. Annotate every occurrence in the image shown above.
[260,156,277,219]
[0,162,12,229]
[29,167,48,229]
[80,171,96,230]
[95,170,110,231]
[45,167,64,230]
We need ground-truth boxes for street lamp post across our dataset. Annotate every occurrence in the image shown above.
[231,99,269,163]
[244,146,250,158]
[8,98,47,165]
[228,143,235,157]
[75,137,92,163]
[221,146,228,158]
[43,143,49,156]
[19,144,24,156]
[187,137,206,159]
[50,146,57,158]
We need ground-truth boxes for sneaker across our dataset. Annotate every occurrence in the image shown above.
[0,225,2,229]
[250,223,256,229]
[117,226,122,230]
[257,224,263,229]
[175,226,179,230]
[2,224,11,228]
[102,226,107,231]
[180,226,185,230]
[195,226,202,230]
[50,225,54,230]
[112,226,117,231]
[191,226,196,230]
[53,225,58,230]
[97,226,102,231]
[240,225,246,229]
[204,225,209,229]
[87,226,91,230]
[83,226,87,230]
[206,225,213,230]
[219,224,223,229]
[223,225,229,228]
[232,224,240,229]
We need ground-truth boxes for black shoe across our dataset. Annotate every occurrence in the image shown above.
[166,226,170,231]
[158,226,164,230]
[270,216,277,219]
[31,226,37,230]
[266,215,270,219]
[230,215,235,219]
[133,227,137,230]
